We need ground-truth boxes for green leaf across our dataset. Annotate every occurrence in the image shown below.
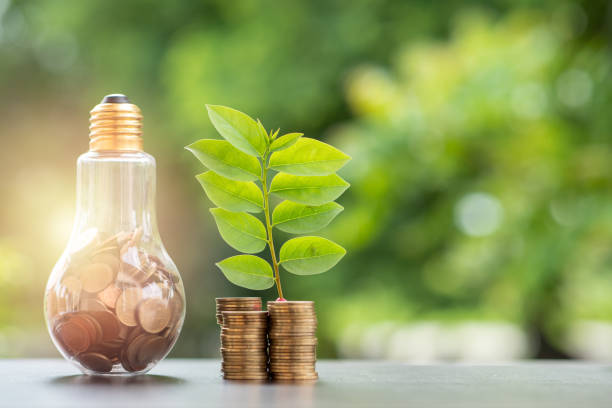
[210,208,267,253]
[216,255,274,290]
[269,137,351,175]
[269,132,302,152]
[206,105,267,157]
[270,128,280,140]
[256,119,269,144]
[272,201,343,234]
[185,139,261,182]
[279,236,346,275]
[196,171,263,213]
[269,173,350,206]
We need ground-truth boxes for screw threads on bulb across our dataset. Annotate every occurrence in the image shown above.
[89,94,143,152]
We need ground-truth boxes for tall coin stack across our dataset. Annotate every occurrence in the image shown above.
[267,301,318,382]
[215,297,262,325]
[220,311,269,381]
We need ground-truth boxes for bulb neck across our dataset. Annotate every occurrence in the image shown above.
[89,95,143,152]
[73,151,159,240]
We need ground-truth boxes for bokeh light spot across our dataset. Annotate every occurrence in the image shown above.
[455,193,503,237]
[556,68,593,108]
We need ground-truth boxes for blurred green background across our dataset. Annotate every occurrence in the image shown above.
[1,0,611,361]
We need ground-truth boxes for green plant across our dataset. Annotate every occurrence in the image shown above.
[186,105,351,299]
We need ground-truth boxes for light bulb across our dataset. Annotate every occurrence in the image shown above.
[44,94,185,375]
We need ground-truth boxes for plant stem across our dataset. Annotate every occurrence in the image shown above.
[262,154,284,299]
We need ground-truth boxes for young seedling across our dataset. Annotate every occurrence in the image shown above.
[186,105,351,300]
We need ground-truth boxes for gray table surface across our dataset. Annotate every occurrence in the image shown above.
[0,359,610,407]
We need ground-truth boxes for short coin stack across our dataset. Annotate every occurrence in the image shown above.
[267,301,318,382]
[214,297,262,325]
[220,310,269,381]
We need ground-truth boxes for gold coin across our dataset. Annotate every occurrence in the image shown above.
[270,368,316,374]
[222,357,268,364]
[271,374,318,381]
[89,310,121,342]
[269,352,316,359]
[270,361,316,367]
[56,320,90,354]
[79,298,108,312]
[221,336,267,343]
[74,312,103,345]
[222,362,268,369]
[222,310,268,316]
[270,345,316,352]
[116,287,142,327]
[97,285,121,309]
[78,352,113,373]
[220,345,268,352]
[222,313,268,318]
[92,251,120,271]
[269,326,317,331]
[221,328,267,335]
[136,335,167,367]
[125,333,150,371]
[79,263,114,293]
[216,297,261,302]
[222,319,268,326]
[62,275,83,296]
[269,338,317,346]
[137,298,171,334]
[223,375,269,381]
[269,332,317,338]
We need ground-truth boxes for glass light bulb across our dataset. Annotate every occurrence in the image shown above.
[44,95,185,375]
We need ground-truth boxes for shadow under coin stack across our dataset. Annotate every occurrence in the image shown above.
[220,311,269,381]
[267,301,318,382]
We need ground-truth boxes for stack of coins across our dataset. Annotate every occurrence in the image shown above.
[45,228,185,374]
[220,311,269,381]
[215,297,262,325]
[267,301,318,382]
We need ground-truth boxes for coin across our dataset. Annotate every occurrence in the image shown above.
[90,310,121,342]
[75,313,103,345]
[269,338,318,346]
[62,275,82,296]
[116,287,142,327]
[79,298,108,312]
[92,251,120,271]
[56,320,90,354]
[125,333,150,371]
[221,328,267,336]
[136,335,167,366]
[223,374,269,381]
[271,373,318,381]
[137,298,171,334]
[80,263,115,293]
[97,285,121,308]
[78,352,113,373]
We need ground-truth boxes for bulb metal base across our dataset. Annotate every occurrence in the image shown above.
[89,94,143,152]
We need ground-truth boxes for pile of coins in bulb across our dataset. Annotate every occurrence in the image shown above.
[46,228,184,373]
[267,301,318,382]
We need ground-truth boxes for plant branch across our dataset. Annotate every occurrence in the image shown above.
[262,153,284,299]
